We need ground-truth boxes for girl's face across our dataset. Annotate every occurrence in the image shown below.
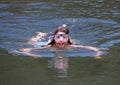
[54,32,69,48]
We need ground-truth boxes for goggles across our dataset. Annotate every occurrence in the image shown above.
[54,34,69,39]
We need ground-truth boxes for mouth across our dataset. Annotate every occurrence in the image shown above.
[57,43,65,47]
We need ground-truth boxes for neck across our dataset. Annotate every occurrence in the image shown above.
[53,43,69,48]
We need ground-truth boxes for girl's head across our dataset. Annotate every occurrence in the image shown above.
[53,24,69,35]
[47,24,72,48]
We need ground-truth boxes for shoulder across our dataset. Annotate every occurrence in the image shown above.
[69,45,84,48]
[41,45,52,48]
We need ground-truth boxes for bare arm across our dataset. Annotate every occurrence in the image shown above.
[70,45,100,51]
[11,45,51,57]
[70,45,102,57]
[20,45,51,52]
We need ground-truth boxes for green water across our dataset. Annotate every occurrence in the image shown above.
[0,44,120,85]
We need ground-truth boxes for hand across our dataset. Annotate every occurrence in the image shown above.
[94,51,103,59]
[19,48,32,52]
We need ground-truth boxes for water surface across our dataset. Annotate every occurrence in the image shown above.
[0,0,120,85]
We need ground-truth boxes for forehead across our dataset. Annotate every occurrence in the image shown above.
[56,31,66,35]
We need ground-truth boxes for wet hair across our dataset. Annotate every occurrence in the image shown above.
[53,24,69,35]
[47,24,72,46]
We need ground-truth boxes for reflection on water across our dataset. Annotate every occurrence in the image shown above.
[48,51,68,77]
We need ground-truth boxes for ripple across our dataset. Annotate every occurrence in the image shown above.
[100,39,120,48]
[0,4,9,9]
[0,12,14,17]
[0,1,120,57]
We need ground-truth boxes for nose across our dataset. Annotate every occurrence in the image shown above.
[59,37,64,41]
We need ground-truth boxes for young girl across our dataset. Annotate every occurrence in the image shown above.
[14,24,103,58]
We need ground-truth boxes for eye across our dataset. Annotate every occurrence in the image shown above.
[55,35,60,38]
[56,36,60,38]
[63,35,68,38]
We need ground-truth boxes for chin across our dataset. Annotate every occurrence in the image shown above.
[56,43,67,48]
[57,45,64,48]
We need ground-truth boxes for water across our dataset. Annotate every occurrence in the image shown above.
[0,0,120,85]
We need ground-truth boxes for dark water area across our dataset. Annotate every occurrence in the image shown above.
[0,0,120,85]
